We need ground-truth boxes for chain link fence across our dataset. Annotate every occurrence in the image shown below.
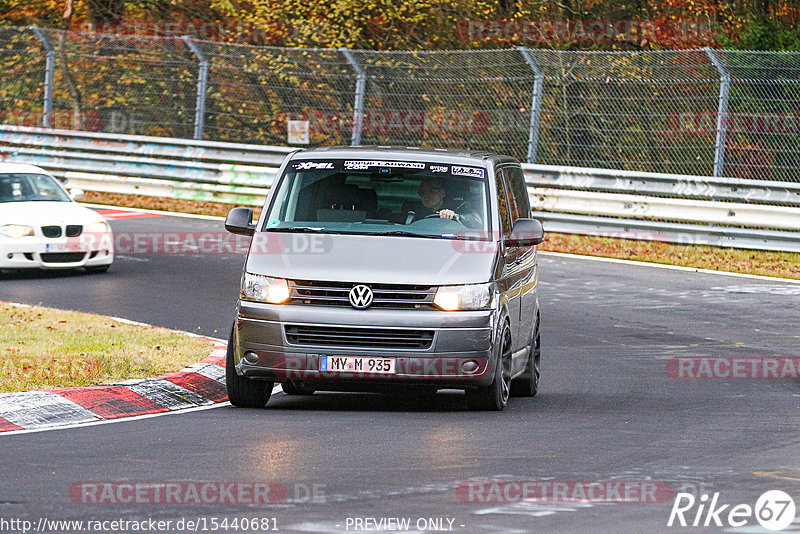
[1,26,799,182]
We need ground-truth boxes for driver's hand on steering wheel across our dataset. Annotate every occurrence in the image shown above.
[437,209,460,222]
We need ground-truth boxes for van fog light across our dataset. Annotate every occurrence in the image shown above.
[461,360,479,374]
[242,351,259,364]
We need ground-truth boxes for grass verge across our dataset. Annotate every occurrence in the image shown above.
[85,191,800,281]
[84,191,262,218]
[0,303,214,393]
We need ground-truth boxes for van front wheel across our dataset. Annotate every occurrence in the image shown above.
[225,324,273,408]
[466,326,511,411]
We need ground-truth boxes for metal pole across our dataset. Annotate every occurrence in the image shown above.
[30,26,55,129]
[183,36,208,140]
[340,48,366,146]
[517,47,545,165]
[704,47,730,178]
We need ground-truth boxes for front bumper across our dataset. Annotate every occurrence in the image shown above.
[235,302,498,388]
[0,235,114,269]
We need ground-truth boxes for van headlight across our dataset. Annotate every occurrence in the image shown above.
[0,224,34,239]
[241,273,291,304]
[434,283,493,311]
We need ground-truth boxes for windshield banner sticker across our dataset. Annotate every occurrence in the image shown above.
[291,159,487,179]
[343,160,427,170]
[292,161,335,170]
[451,165,485,178]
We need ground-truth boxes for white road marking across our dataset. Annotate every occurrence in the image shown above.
[539,251,800,284]
[473,501,601,518]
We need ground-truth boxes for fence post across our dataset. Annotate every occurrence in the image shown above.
[340,48,366,146]
[703,47,730,178]
[30,26,55,129]
[517,46,545,164]
[182,36,208,140]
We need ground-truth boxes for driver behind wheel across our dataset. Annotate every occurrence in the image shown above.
[414,178,482,228]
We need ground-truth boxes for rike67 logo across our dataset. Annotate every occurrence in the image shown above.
[668,490,796,531]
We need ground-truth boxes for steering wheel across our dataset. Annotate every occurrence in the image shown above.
[420,212,466,226]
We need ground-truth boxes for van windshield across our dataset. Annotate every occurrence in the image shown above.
[263,159,491,239]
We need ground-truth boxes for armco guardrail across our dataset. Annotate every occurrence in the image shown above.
[1,125,799,252]
[526,164,800,252]
[0,125,291,206]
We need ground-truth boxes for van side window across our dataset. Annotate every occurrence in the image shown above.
[495,169,512,236]
[505,166,531,221]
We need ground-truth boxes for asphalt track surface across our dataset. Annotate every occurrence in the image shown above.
[2,211,800,533]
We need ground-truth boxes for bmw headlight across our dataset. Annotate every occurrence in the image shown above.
[0,224,34,239]
[86,221,109,234]
[434,282,493,311]
[241,273,290,304]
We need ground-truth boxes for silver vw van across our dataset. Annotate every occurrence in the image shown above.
[224,147,543,410]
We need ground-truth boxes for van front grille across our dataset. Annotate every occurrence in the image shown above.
[289,280,435,309]
[285,325,434,349]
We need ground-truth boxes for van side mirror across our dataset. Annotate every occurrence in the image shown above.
[506,218,544,247]
[225,207,255,236]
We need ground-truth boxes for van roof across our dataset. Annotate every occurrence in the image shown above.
[288,146,519,167]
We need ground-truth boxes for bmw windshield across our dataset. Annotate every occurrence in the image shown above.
[0,173,71,203]
[263,159,491,239]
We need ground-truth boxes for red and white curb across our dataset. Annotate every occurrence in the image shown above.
[94,208,164,220]
[0,303,230,433]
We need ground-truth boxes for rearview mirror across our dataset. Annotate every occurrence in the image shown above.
[225,207,255,236]
[506,218,544,247]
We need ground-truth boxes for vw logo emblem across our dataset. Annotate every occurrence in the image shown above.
[349,285,373,309]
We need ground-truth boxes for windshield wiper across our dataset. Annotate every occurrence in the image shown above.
[376,230,438,238]
[266,227,441,238]
[266,226,327,233]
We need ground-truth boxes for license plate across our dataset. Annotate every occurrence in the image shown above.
[45,242,88,253]
[319,355,396,374]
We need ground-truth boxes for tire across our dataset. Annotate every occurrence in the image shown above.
[281,381,315,396]
[466,325,512,411]
[86,265,110,274]
[511,314,540,397]
[225,324,273,408]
